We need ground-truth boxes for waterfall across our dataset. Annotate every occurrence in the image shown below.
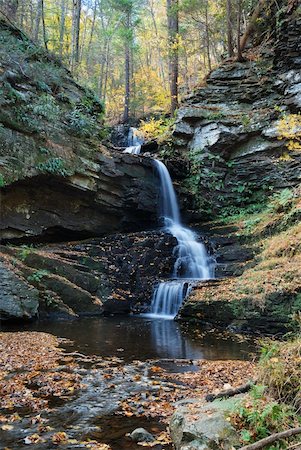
[123,127,143,155]
[150,159,214,319]
[120,126,214,319]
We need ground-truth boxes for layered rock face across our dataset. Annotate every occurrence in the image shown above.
[0,18,159,242]
[0,231,176,320]
[1,153,158,242]
[168,8,301,217]
[170,5,301,332]
[0,18,166,320]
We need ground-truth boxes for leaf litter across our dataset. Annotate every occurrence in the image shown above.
[0,331,255,449]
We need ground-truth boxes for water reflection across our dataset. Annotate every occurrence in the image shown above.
[1,316,254,361]
[149,318,204,360]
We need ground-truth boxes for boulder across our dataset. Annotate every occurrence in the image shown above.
[170,398,240,450]
[0,259,39,320]
[130,428,155,443]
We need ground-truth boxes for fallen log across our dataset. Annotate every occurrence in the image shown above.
[240,427,301,450]
[206,381,254,402]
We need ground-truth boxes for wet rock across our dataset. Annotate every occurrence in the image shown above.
[0,259,39,320]
[170,398,240,450]
[0,229,176,319]
[0,153,159,243]
[130,428,155,443]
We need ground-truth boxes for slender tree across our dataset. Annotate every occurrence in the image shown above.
[123,7,131,122]
[71,0,82,71]
[59,0,67,58]
[33,0,42,41]
[167,0,179,115]
[240,0,267,52]
[236,0,243,61]
[204,0,211,71]
[41,0,48,50]
[226,0,234,57]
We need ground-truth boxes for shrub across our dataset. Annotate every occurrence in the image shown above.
[18,245,33,261]
[258,338,301,412]
[31,94,60,121]
[140,117,174,144]
[0,174,6,187]
[277,113,301,152]
[267,189,294,213]
[36,158,71,177]
[27,269,49,283]
[66,108,97,138]
[230,385,300,447]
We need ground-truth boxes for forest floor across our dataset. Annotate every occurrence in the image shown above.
[0,331,255,449]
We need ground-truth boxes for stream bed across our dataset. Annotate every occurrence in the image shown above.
[0,317,256,450]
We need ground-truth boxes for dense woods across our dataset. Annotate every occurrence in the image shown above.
[0,0,262,122]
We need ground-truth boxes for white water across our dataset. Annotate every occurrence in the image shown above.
[150,159,214,319]
[121,127,214,319]
[123,127,143,155]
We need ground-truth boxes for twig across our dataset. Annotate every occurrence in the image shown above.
[287,441,301,449]
[240,427,301,450]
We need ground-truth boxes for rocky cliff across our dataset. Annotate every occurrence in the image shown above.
[0,18,159,243]
[0,17,167,320]
[167,3,301,333]
[0,231,175,320]
[168,6,301,218]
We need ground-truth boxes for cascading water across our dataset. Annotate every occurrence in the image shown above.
[123,127,143,155]
[150,159,215,319]
[121,126,214,318]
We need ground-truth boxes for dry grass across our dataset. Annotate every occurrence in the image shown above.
[258,338,301,412]
[262,222,301,259]
[190,253,301,308]
[190,191,301,310]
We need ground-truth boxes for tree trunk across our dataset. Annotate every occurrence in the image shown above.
[240,0,267,52]
[205,1,211,71]
[33,0,42,42]
[149,0,167,89]
[236,0,243,61]
[19,0,25,28]
[71,0,81,72]
[226,0,234,57]
[103,41,110,104]
[167,0,179,115]
[123,10,131,123]
[240,427,301,450]
[59,0,66,59]
[86,0,97,67]
[79,13,88,63]
[41,0,48,50]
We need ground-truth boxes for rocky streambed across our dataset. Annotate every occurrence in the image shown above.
[0,319,256,450]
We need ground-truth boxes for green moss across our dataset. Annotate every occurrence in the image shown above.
[0,173,6,187]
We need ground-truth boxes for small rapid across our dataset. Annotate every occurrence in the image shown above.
[123,127,143,155]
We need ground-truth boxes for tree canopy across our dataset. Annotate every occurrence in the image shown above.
[0,0,264,123]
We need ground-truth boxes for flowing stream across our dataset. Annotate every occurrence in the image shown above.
[123,127,144,154]
[124,128,215,319]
